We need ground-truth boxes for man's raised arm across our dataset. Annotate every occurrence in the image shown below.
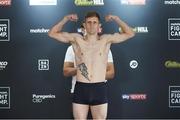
[105,15,135,44]
[48,14,78,43]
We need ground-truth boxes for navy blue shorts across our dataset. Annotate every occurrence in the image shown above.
[73,81,108,105]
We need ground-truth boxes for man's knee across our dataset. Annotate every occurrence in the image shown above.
[73,103,89,119]
[73,114,87,120]
[93,113,107,119]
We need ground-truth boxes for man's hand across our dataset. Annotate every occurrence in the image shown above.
[65,14,78,22]
[105,14,119,22]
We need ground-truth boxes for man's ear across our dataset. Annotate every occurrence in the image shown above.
[98,23,102,33]
[83,22,85,28]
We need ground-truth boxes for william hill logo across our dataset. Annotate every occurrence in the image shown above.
[165,60,180,68]
[74,0,104,6]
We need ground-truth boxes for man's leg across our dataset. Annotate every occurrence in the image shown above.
[73,103,89,119]
[90,103,108,119]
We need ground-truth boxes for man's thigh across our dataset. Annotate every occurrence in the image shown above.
[90,103,108,119]
[72,103,89,119]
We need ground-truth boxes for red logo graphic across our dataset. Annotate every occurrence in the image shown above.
[0,0,11,6]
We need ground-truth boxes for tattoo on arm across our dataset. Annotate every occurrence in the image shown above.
[77,63,90,81]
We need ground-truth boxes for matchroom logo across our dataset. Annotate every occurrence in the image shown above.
[0,19,10,41]
[0,87,10,109]
[164,0,180,5]
[169,86,180,108]
[168,18,180,40]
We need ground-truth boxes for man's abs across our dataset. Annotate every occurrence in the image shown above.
[76,61,107,83]
[72,37,110,83]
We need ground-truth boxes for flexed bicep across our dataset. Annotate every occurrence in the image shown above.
[48,14,78,43]
[49,32,75,43]
[105,14,135,44]
[108,32,134,44]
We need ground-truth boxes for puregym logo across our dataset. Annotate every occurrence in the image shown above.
[0,19,10,41]
[0,87,10,109]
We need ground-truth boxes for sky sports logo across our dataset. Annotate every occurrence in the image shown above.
[121,0,146,5]
[122,94,147,101]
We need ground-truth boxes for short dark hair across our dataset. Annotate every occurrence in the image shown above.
[85,11,100,21]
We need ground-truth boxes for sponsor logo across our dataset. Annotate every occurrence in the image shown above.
[165,60,180,68]
[74,0,104,6]
[30,28,49,33]
[169,86,180,108]
[0,87,10,109]
[121,0,146,5]
[29,0,57,5]
[130,60,138,69]
[38,59,49,70]
[119,27,148,33]
[122,94,147,100]
[0,19,10,41]
[168,18,180,40]
[0,61,8,70]
[32,94,56,103]
[0,0,11,6]
[164,0,180,5]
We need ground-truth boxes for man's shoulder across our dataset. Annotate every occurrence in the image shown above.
[71,33,83,38]
[100,34,111,40]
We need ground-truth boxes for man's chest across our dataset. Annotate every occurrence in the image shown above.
[75,40,108,54]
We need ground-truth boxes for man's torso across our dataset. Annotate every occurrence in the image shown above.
[72,36,111,83]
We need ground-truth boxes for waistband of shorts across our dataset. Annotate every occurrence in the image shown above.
[76,81,107,85]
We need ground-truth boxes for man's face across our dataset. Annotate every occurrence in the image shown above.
[84,17,100,35]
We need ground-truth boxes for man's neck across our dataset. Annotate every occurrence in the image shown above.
[85,34,99,42]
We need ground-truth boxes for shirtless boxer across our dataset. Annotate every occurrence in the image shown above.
[48,11,135,119]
